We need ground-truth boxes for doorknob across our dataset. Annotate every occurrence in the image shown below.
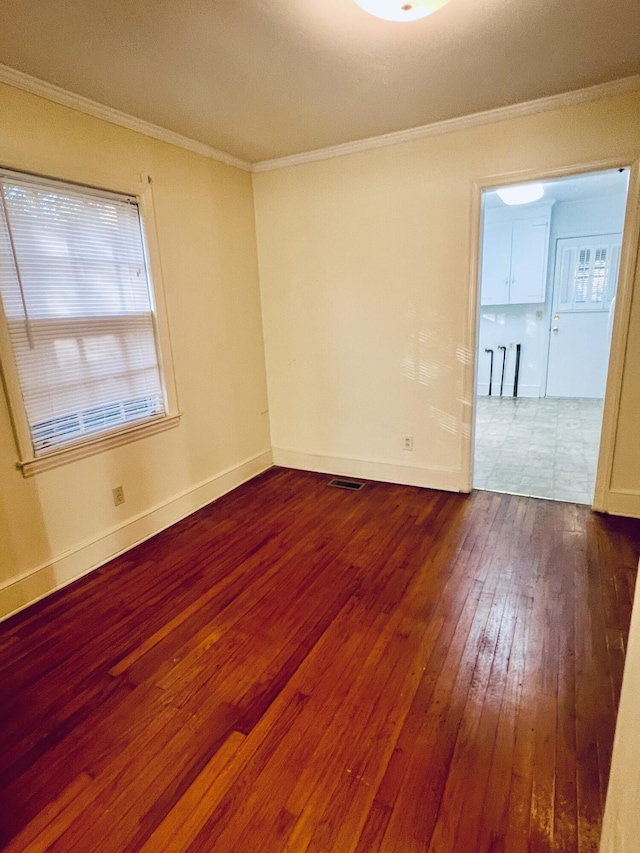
[552,327,559,334]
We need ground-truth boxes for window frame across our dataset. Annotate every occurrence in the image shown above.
[0,166,181,477]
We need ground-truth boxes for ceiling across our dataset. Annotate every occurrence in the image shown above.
[484,169,631,208]
[1,0,639,164]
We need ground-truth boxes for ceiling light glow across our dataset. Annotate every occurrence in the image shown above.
[353,0,452,22]
[495,183,545,205]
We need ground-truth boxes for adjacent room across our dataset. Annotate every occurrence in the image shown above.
[1,1,640,851]
[473,169,630,504]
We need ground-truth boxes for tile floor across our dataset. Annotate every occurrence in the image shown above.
[473,396,603,505]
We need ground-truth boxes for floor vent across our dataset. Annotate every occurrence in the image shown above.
[328,478,365,491]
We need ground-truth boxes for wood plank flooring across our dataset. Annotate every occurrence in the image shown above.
[1,467,639,852]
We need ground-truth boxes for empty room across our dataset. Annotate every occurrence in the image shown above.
[1,1,640,851]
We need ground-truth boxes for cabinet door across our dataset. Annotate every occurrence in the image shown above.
[480,220,511,305]
[509,216,549,303]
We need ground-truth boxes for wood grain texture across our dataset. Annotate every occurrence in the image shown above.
[1,467,639,852]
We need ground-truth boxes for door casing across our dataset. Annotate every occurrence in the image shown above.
[463,156,640,513]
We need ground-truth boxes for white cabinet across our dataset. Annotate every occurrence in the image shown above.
[480,220,511,305]
[510,217,550,303]
[480,204,552,306]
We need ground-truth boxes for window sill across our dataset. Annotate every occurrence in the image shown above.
[17,413,182,478]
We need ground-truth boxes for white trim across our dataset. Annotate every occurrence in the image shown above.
[466,158,640,513]
[476,384,541,398]
[462,179,485,493]
[253,76,640,172]
[1,64,639,176]
[18,413,182,477]
[594,160,640,511]
[0,449,273,622]
[272,447,463,493]
[598,488,640,519]
[0,63,251,173]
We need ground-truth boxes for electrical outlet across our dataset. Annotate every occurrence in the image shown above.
[403,435,413,451]
[112,485,125,506]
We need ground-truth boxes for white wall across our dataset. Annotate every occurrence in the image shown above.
[0,83,271,620]
[476,191,628,398]
[476,306,546,397]
[253,89,640,504]
[3,83,640,621]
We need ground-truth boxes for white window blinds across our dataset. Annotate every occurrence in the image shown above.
[0,171,166,456]
[556,236,621,313]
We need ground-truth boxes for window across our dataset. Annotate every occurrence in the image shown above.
[556,236,621,312]
[0,169,178,474]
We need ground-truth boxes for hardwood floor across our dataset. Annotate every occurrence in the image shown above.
[1,467,639,852]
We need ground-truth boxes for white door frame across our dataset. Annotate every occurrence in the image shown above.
[462,156,640,512]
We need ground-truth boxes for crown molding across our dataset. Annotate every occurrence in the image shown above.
[2,62,639,176]
[0,63,252,172]
[252,74,640,173]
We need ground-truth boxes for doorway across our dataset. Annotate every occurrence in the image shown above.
[472,168,630,504]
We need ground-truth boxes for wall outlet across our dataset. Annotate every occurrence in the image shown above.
[112,485,125,506]
[403,435,413,451]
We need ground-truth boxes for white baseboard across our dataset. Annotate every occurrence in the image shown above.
[476,384,540,398]
[598,488,640,519]
[272,447,462,492]
[0,449,273,623]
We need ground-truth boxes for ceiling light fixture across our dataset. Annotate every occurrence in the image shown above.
[353,0,451,22]
[495,183,545,205]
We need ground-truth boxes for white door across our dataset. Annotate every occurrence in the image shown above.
[546,234,621,398]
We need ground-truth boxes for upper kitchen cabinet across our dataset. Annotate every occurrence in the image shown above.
[480,202,553,306]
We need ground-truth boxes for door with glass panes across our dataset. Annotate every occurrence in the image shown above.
[546,234,621,398]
